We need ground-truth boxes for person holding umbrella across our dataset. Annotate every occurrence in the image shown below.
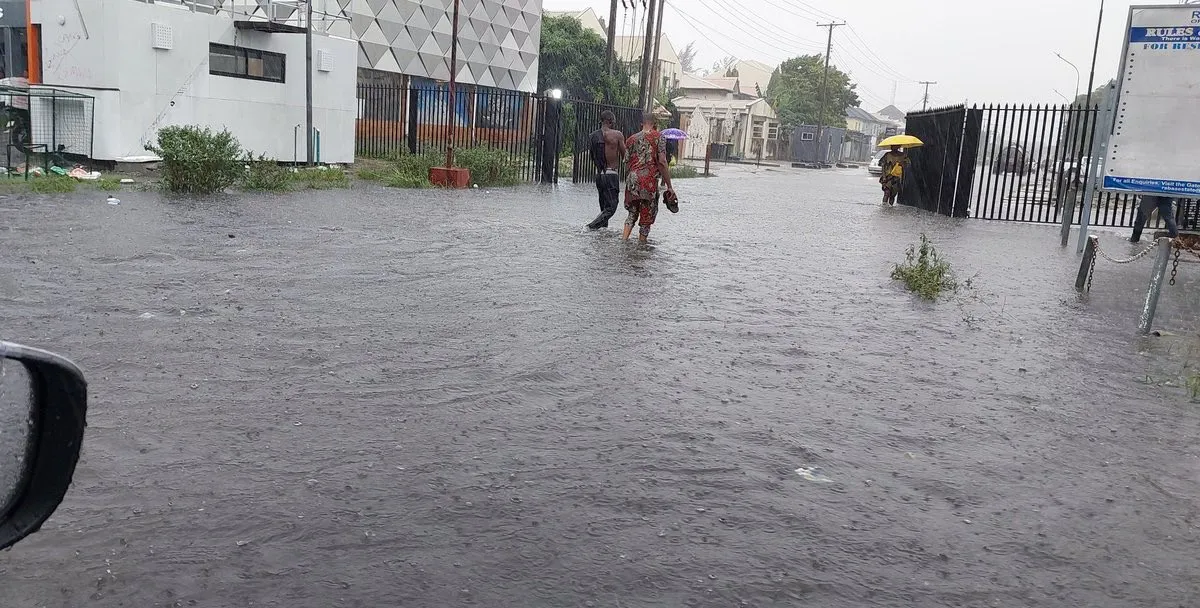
[877,134,922,206]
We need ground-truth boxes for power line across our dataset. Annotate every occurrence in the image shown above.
[845,26,914,82]
[776,0,839,21]
[696,0,823,55]
[667,3,749,63]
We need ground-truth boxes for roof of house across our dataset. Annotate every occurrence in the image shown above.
[876,104,906,120]
[846,106,887,123]
[672,96,777,118]
[678,74,740,94]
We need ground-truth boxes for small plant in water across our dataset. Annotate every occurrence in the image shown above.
[892,234,957,301]
[1188,371,1200,401]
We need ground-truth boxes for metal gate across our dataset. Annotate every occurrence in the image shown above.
[900,105,981,217]
[568,100,643,184]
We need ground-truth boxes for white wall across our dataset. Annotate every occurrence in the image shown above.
[34,0,357,163]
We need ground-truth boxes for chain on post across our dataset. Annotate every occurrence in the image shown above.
[1093,239,1161,265]
[1170,246,1181,286]
[1086,253,1096,292]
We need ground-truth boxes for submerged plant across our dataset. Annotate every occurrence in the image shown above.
[891,234,958,301]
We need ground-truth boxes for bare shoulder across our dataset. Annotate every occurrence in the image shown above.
[604,129,624,144]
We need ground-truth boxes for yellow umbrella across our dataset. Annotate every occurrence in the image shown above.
[877,134,924,149]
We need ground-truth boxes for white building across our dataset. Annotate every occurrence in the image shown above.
[32,0,358,163]
[672,73,779,160]
[28,0,545,164]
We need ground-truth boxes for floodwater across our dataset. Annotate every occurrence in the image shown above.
[2,166,1199,607]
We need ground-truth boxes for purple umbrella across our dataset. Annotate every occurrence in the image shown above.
[660,128,688,140]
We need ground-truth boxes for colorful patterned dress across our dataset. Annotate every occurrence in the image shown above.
[624,129,664,235]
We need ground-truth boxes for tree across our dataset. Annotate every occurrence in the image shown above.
[678,42,699,74]
[766,55,860,130]
[537,16,637,105]
[708,56,738,78]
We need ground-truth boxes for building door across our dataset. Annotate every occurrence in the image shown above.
[0,27,27,79]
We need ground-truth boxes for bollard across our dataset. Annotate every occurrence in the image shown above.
[1060,188,1077,248]
[1075,235,1098,292]
[1138,237,1173,335]
[704,144,712,177]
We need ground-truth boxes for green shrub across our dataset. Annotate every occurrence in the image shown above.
[1189,371,1200,401]
[242,154,292,192]
[146,125,243,194]
[456,146,519,187]
[671,164,701,179]
[95,178,122,191]
[383,151,438,188]
[291,166,349,189]
[29,176,76,193]
[891,234,958,301]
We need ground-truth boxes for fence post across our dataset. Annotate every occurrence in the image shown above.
[1060,187,1077,247]
[1078,83,1118,253]
[1075,234,1097,292]
[1138,237,1173,335]
[540,96,562,183]
[704,143,711,176]
[407,87,419,154]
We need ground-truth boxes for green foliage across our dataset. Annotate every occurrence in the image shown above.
[671,164,701,179]
[891,234,958,301]
[538,16,637,105]
[1189,371,1200,401]
[291,166,350,190]
[242,154,292,192]
[95,178,122,192]
[766,55,861,130]
[145,125,244,194]
[29,176,76,193]
[678,42,699,74]
[455,146,519,187]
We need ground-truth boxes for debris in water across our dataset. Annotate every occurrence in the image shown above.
[138,312,155,320]
[106,196,120,205]
[795,467,833,483]
[236,540,250,547]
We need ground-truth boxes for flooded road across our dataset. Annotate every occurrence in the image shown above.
[2,167,1199,607]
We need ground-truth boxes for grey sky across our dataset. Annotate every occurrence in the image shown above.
[543,0,1162,110]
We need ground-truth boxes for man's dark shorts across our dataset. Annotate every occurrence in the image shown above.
[596,171,620,214]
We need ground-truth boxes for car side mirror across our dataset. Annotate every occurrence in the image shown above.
[0,342,87,551]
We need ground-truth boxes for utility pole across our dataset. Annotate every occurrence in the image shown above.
[637,0,657,112]
[919,81,937,111]
[814,21,844,165]
[648,0,665,106]
[606,0,619,74]
[305,0,314,165]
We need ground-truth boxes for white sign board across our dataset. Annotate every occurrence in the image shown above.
[1104,5,1200,197]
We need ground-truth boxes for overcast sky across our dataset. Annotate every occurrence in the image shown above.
[543,0,1171,110]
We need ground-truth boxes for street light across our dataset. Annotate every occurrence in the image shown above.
[549,89,563,100]
[1053,89,1071,104]
[1055,52,1081,103]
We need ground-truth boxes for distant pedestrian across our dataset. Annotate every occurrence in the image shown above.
[1130,195,1179,243]
[622,112,674,244]
[879,145,908,205]
[586,111,626,230]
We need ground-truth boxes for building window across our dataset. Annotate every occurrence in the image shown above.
[209,43,285,83]
[767,123,779,140]
[800,132,815,141]
[752,121,764,139]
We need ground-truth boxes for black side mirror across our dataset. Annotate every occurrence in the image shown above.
[0,342,87,551]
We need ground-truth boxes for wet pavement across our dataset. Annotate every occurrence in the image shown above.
[1,166,1199,607]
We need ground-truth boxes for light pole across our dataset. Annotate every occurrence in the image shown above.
[1053,89,1071,104]
[1054,52,1081,103]
[305,0,313,165]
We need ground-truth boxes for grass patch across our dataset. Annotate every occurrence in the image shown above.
[95,177,123,191]
[356,147,522,189]
[29,176,77,194]
[671,164,703,179]
[1189,371,1200,401]
[891,234,958,301]
[291,167,350,190]
[456,146,520,187]
[242,154,292,192]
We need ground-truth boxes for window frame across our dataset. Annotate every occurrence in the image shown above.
[800,132,815,141]
[209,43,286,84]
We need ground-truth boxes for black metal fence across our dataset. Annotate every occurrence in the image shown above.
[0,85,95,173]
[900,105,981,217]
[356,82,552,183]
[568,100,643,184]
[903,103,1198,231]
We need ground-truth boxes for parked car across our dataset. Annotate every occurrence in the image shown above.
[993,144,1031,175]
[867,150,886,177]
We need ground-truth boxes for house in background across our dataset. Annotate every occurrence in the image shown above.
[876,104,906,124]
[31,0,358,163]
[728,59,773,97]
[845,106,897,160]
[672,74,779,160]
[543,7,606,38]
[791,125,845,165]
[612,35,682,95]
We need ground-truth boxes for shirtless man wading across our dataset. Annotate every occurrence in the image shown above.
[586,110,627,230]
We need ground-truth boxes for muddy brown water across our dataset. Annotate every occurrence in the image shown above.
[1,168,1199,607]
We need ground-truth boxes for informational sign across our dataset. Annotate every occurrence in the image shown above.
[0,1,26,27]
[1104,5,1200,197]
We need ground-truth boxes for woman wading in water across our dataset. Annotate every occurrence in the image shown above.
[879,145,909,205]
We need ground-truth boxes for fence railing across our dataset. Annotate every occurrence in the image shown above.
[567,100,643,184]
[905,103,1197,230]
[356,82,551,183]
